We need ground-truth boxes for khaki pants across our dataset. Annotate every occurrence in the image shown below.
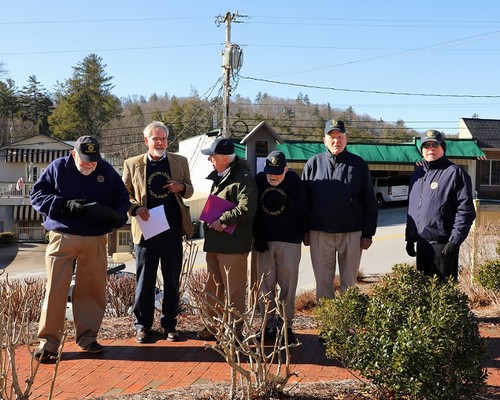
[205,252,249,328]
[309,230,362,300]
[38,231,107,353]
[256,241,301,329]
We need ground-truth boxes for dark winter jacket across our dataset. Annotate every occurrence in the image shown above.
[202,157,258,254]
[254,170,309,244]
[31,155,130,236]
[406,156,476,245]
[302,149,378,239]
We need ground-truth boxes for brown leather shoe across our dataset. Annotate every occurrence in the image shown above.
[136,328,149,343]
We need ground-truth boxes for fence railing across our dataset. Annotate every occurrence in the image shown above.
[17,227,46,242]
[0,182,34,199]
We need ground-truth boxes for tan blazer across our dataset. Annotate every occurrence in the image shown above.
[122,152,194,243]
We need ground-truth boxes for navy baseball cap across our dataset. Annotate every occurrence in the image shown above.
[421,130,446,151]
[201,137,235,155]
[324,119,346,134]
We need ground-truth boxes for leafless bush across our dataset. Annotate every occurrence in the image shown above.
[189,271,300,400]
[106,273,136,318]
[295,289,316,313]
[460,222,500,309]
[0,273,49,399]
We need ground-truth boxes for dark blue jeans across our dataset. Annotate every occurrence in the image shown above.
[416,242,459,280]
[134,225,183,332]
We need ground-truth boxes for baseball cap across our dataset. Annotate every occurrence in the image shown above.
[421,130,446,151]
[74,136,101,162]
[324,119,346,134]
[263,151,287,175]
[201,137,235,155]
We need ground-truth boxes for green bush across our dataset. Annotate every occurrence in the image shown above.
[475,259,500,292]
[317,264,488,400]
[0,231,15,245]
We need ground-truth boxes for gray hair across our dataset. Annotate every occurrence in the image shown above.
[143,121,169,138]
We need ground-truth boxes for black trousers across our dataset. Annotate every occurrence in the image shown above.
[134,225,183,331]
[416,242,459,280]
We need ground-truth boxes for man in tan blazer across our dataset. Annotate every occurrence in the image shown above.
[123,121,194,343]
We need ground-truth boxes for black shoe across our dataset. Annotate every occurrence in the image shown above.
[136,328,149,343]
[33,348,58,363]
[286,328,296,343]
[80,341,104,354]
[257,327,276,342]
[166,330,180,342]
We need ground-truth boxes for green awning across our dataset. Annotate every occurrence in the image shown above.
[232,138,485,164]
[415,138,486,158]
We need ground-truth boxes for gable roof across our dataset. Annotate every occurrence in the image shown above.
[461,118,500,148]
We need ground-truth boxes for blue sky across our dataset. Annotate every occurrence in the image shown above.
[1,0,500,134]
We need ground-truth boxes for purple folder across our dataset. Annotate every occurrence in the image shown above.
[200,194,237,234]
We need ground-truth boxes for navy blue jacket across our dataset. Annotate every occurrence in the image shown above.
[406,156,475,245]
[302,149,378,239]
[31,155,130,236]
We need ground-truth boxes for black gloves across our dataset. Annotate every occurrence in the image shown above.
[253,238,269,253]
[84,202,125,228]
[63,199,86,215]
[406,241,416,257]
[442,241,459,256]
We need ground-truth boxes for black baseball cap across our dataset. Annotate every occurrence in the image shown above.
[201,137,235,155]
[421,130,446,151]
[263,151,287,175]
[74,136,101,162]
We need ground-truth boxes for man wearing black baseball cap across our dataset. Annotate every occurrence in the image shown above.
[197,136,258,340]
[253,151,309,342]
[30,135,130,361]
[406,130,476,279]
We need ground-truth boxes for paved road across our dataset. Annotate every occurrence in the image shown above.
[1,205,414,292]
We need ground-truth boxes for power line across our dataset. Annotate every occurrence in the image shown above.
[239,75,500,98]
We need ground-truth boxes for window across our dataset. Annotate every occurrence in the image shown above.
[479,160,500,186]
[118,231,132,247]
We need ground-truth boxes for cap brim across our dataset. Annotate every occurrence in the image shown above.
[201,148,215,155]
[263,166,285,175]
[325,128,345,134]
[78,153,101,162]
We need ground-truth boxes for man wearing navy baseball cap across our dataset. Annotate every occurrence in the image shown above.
[302,119,378,309]
[406,130,475,279]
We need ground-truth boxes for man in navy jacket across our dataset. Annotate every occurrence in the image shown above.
[405,130,476,279]
[31,136,130,361]
[302,120,378,300]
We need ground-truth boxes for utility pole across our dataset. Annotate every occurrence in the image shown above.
[216,11,245,138]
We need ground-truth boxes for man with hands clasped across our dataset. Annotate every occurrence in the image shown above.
[253,151,309,342]
[405,130,476,280]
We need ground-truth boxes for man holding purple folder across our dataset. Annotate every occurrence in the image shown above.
[198,137,258,340]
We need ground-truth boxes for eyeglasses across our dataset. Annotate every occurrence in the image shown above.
[149,137,167,143]
[422,142,440,149]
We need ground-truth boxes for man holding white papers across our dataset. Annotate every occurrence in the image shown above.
[123,121,194,343]
[197,137,258,340]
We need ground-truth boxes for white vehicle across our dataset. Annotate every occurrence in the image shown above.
[372,175,410,207]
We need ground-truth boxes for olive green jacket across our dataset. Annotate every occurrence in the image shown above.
[202,157,257,254]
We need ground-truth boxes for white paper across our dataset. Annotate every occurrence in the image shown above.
[136,205,170,240]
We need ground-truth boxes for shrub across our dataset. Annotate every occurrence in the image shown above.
[475,259,500,293]
[0,232,15,245]
[317,263,488,400]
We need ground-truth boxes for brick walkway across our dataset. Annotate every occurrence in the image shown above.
[14,327,500,399]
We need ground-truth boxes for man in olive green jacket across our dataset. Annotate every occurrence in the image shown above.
[197,137,258,339]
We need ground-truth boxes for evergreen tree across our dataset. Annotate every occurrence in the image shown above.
[49,53,121,140]
[19,75,53,135]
